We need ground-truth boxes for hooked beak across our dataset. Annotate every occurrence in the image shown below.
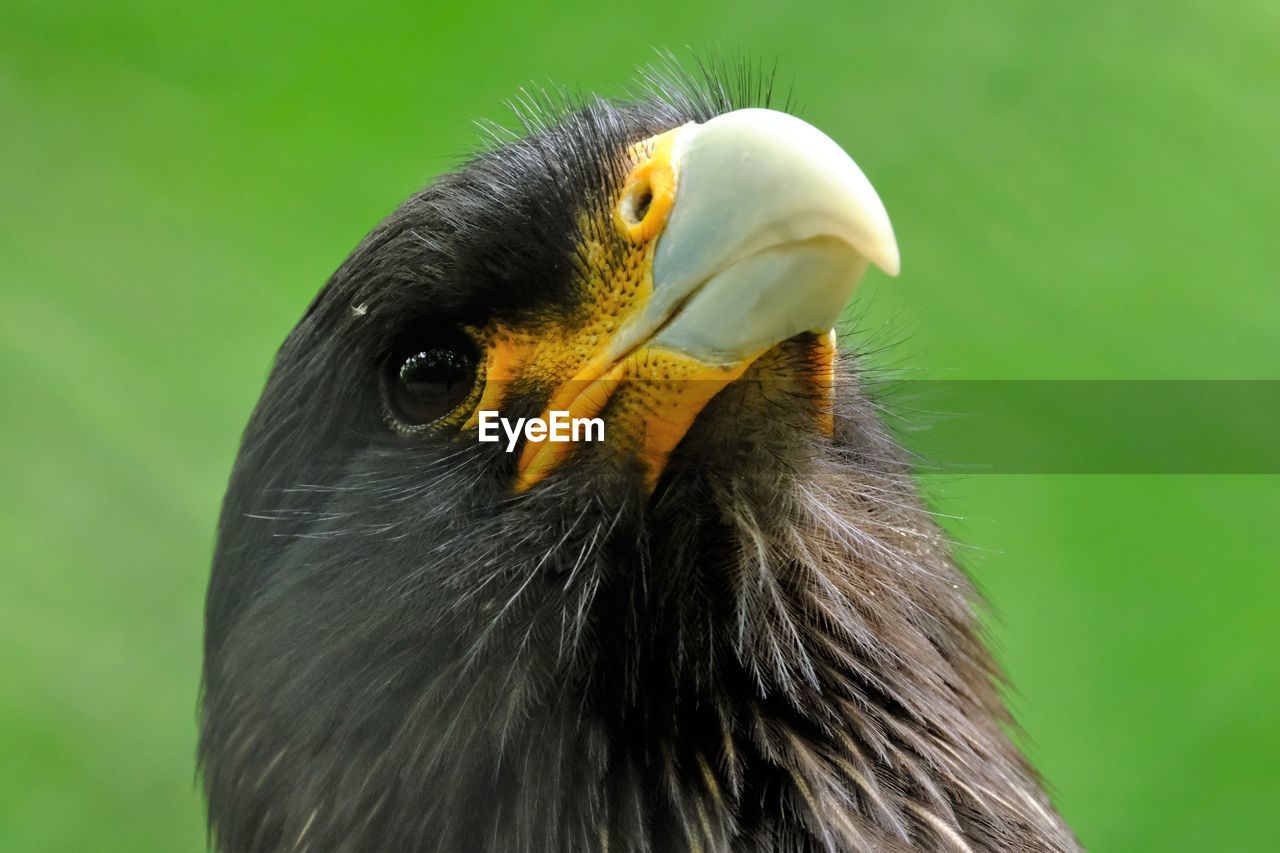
[503,108,899,491]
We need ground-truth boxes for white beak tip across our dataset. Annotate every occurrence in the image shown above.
[874,240,901,277]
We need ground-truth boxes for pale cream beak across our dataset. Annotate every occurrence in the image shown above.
[599,107,899,369]
[513,107,899,491]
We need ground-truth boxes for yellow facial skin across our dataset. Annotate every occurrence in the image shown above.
[457,106,898,494]
[459,133,670,443]
[456,129,822,493]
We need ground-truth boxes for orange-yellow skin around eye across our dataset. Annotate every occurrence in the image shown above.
[462,125,833,493]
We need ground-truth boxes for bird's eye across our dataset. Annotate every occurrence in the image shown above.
[382,329,479,430]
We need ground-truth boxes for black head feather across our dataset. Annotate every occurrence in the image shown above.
[201,62,1079,852]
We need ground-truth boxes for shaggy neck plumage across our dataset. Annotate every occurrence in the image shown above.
[203,381,1075,852]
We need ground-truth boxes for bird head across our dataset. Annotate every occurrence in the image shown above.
[201,68,1075,852]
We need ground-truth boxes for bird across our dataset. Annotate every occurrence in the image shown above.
[200,63,1081,853]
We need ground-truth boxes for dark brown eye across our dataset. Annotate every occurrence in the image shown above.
[383,330,479,429]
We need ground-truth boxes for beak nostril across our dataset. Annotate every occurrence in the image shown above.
[621,179,653,226]
[614,125,681,242]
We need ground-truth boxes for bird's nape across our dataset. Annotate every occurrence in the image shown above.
[200,62,1079,852]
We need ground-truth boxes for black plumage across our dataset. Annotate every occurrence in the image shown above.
[201,66,1080,852]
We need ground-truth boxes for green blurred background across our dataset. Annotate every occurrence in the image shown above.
[3,1,1277,850]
